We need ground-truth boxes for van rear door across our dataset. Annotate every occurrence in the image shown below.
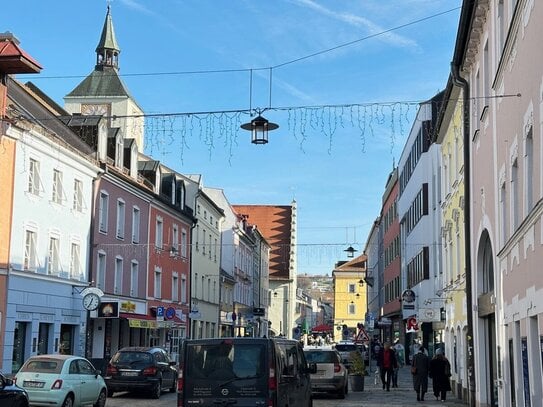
[180,340,268,407]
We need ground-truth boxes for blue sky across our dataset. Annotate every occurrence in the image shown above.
[6,0,461,275]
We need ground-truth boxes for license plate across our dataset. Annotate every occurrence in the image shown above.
[316,370,326,376]
[121,371,139,376]
[23,381,45,388]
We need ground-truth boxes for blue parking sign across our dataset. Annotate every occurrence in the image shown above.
[156,306,165,321]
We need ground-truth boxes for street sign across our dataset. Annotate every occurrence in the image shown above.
[165,307,176,320]
[253,307,265,316]
[355,326,370,342]
[156,306,165,322]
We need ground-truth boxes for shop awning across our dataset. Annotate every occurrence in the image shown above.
[311,324,333,333]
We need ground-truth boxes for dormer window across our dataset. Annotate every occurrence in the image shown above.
[115,134,123,168]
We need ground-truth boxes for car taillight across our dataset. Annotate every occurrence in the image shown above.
[143,366,158,376]
[334,363,341,373]
[268,367,277,390]
[51,379,63,389]
[106,364,118,376]
[177,370,184,391]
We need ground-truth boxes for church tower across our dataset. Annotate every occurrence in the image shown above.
[64,5,144,152]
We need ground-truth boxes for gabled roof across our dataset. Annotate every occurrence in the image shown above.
[7,77,94,155]
[333,253,367,273]
[0,33,42,74]
[65,69,132,98]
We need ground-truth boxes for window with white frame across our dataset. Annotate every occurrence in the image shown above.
[70,243,81,278]
[500,182,507,245]
[181,229,188,258]
[214,238,218,262]
[155,217,163,249]
[48,236,60,274]
[132,206,140,243]
[114,257,123,294]
[202,229,206,255]
[96,251,106,290]
[524,126,534,215]
[208,234,212,259]
[73,179,83,212]
[130,260,138,296]
[172,273,179,302]
[348,283,356,293]
[52,169,63,204]
[348,303,356,314]
[24,230,37,270]
[181,275,187,304]
[172,224,179,254]
[28,158,40,195]
[511,158,519,232]
[99,192,109,233]
[116,199,125,239]
[154,268,162,298]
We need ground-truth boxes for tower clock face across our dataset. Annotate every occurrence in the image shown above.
[81,104,109,116]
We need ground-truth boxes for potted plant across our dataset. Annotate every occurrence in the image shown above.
[348,350,367,391]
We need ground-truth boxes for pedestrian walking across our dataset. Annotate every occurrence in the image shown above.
[392,339,405,387]
[377,341,398,391]
[429,348,452,401]
[411,345,430,401]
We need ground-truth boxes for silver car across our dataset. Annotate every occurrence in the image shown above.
[304,348,348,398]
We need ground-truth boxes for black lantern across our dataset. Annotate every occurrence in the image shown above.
[344,245,357,258]
[241,115,279,144]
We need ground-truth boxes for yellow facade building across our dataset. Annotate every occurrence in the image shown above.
[332,254,367,341]
[435,80,468,400]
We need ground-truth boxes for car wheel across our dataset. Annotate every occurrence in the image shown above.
[337,384,346,399]
[61,395,74,407]
[170,377,177,393]
[94,389,107,407]
[151,380,162,399]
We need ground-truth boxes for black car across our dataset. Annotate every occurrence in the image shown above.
[105,347,177,399]
[0,372,29,407]
[178,337,317,407]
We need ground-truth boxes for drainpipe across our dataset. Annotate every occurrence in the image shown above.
[451,61,475,407]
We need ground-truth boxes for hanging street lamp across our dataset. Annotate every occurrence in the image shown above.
[241,114,279,144]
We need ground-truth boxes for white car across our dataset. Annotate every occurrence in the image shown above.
[15,355,107,407]
[304,348,348,398]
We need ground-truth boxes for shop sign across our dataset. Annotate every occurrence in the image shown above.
[120,301,136,313]
[129,319,157,329]
[98,302,119,318]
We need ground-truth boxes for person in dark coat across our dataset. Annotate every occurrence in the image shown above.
[377,342,398,391]
[411,345,430,401]
[429,348,452,401]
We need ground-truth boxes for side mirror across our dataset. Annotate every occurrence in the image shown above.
[95,370,101,377]
[307,363,317,374]
[169,361,177,367]
[3,377,14,387]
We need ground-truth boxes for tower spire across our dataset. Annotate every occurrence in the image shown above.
[95,5,120,70]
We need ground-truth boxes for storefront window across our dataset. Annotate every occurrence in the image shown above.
[38,323,51,355]
[60,325,74,355]
[12,322,28,373]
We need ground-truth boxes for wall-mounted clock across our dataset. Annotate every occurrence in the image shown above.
[82,292,101,311]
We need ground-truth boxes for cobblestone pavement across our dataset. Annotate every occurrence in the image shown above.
[314,365,468,407]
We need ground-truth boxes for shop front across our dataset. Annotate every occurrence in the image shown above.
[3,274,86,373]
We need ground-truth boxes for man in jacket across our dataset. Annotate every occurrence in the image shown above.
[377,341,398,391]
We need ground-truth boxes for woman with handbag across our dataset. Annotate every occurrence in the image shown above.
[411,346,430,401]
[429,348,452,401]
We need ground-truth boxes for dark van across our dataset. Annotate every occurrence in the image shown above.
[177,337,316,407]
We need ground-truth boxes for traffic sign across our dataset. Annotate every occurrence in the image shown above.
[355,326,370,342]
[156,306,165,322]
[165,307,176,320]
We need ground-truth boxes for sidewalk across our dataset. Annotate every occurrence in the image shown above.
[328,365,468,407]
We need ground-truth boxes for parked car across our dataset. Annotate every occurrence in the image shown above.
[105,347,177,399]
[304,348,348,398]
[0,372,29,407]
[178,337,317,407]
[14,355,106,407]
[334,341,359,370]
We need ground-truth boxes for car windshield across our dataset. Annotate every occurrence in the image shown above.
[186,342,265,380]
[304,351,337,363]
[112,351,153,366]
[20,359,64,373]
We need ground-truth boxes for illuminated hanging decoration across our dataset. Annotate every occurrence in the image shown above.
[241,114,279,144]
